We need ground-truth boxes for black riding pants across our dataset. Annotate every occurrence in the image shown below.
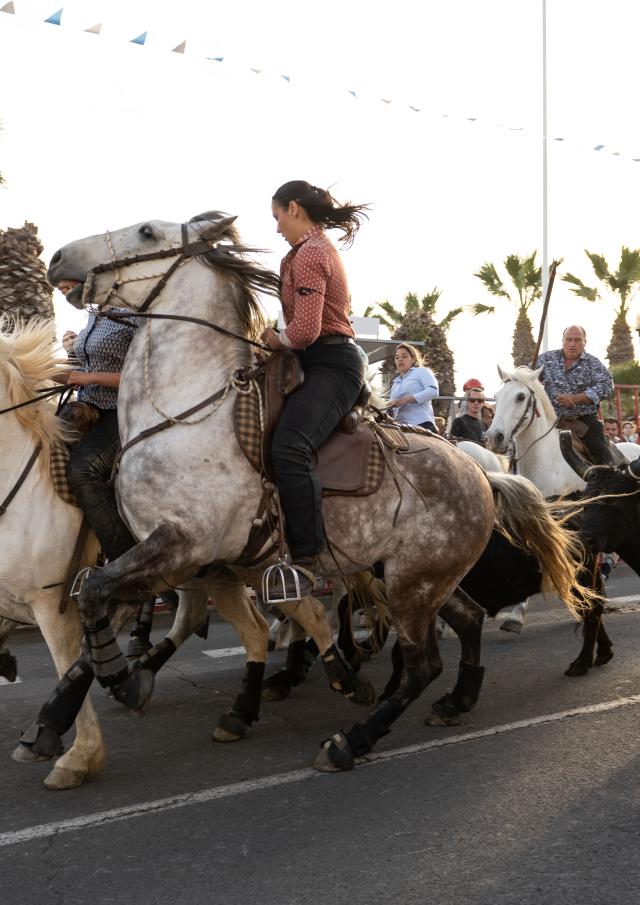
[578,414,614,465]
[271,340,365,560]
[66,409,136,561]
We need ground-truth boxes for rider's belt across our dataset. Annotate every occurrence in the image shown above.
[310,334,355,347]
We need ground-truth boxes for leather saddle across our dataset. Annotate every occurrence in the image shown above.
[557,417,625,466]
[234,350,376,493]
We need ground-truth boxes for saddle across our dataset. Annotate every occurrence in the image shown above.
[557,417,625,466]
[234,350,383,493]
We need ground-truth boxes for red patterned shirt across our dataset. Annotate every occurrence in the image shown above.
[279,227,355,350]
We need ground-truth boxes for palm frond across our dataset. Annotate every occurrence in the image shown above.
[470,302,496,316]
[438,307,464,331]
[404,292,419,313]
[420,287,442,313]
[585,251,611,282]
[376,300,404,324]
[474,262,510,300]
[562,272,599,302]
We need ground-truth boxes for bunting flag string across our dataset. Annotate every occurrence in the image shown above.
[3,2,640,166]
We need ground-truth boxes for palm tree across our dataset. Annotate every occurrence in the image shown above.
[562,248,640,366]
[472,252,541,366]
[0,222,55,323]
[364,289,463,414]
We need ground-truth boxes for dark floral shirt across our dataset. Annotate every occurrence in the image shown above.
[535,349,613,416]
[73,308,137,410]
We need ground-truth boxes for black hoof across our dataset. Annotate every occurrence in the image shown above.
[126,636,152,660]
[314,733,355,772]
[347,676,376,706]
[426,694,462,727]
[565,661,591,677]
[594,648,614,667]
[212,711,250,742]
[111,669,155,715]
[0,650,18,683]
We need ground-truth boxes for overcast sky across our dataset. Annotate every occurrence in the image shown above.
[2,0,640,393]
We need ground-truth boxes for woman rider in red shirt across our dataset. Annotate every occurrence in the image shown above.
[261,181,369,599]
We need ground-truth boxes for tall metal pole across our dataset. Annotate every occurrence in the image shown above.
[541,0,549,351]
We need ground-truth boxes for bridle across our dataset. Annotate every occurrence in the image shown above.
[83,222,271,352]
[503,382,558,467]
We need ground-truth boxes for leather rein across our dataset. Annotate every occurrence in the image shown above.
[507,384,558,468]
[85,222,272,466]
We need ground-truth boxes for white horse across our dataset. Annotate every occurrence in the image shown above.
[0,319,215,788]
[45,212,592,773]
[487,365,637,497]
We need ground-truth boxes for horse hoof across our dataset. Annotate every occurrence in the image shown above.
[348,676,376,706]
[565,661,591,677]
[11,743,52,764]
[425,708,461,727]
[126,636,152,659]
[44,766,88,790]
[499,619,523,635]
[262,685,292,702]
[594,649,614,667]
[111,669,155,715]
[212,712,249,742]
[313,734,354,772]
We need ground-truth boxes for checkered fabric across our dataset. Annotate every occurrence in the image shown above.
[49,444,79,507]
[233,377,385,497]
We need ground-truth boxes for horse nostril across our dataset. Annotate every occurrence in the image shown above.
[494,431,504,445]
[50,249,62,267]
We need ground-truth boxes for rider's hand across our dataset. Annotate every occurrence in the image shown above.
[261,326,287,351]
[67,370,87,386]
[555,393,575,407]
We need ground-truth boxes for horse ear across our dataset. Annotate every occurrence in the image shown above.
[532,366,543,381]
[197,215,238,243]
[497,365,509,382]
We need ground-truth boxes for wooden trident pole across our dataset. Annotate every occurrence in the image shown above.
[531,259,559,367]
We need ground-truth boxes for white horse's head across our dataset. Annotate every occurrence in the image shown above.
[486,364,553,454]
[47,212,240,310]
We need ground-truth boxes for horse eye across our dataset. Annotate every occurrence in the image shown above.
[516,392,526,402]
[139,224,154,239]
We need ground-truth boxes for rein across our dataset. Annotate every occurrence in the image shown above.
[0,384,67,417]
[506,385,558,468]
[0,443,41,516]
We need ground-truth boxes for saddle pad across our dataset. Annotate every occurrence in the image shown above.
[319,427,385,496]
[234,382,384,496]
[50,444,79,507]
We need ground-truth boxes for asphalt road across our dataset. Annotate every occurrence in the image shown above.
[2,564,640,905]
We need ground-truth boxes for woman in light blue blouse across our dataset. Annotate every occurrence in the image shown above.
[389,343,439,431]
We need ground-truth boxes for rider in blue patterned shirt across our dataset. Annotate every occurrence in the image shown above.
[535,324,614,464]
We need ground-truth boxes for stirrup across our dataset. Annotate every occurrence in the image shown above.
[69,565,99,599]
[262,560,314,605]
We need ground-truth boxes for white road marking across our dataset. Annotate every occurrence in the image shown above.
[0,676,22,686]
[202,646,246,660]
[2,692,640,849]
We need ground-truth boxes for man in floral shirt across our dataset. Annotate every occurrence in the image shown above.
[535,324,614,464]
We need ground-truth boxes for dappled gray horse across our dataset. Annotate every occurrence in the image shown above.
[44,213,587,772]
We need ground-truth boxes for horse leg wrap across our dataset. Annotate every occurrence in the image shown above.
[322,644,358,696]
[218,662,266,736]
[132,638,177,674]
[17,657,94,757]
[18,722,64,760]
[0,648,18,683]
[263,639,312,691]
[130,598,154,640]
[450,661,485,713]
[84,616,129,689]
[111,669,155,714]
[346,695,404,754]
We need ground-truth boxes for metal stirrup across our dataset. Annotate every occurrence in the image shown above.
[262,560,303,605]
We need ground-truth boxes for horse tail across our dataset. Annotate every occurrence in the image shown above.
[485,472,600,619]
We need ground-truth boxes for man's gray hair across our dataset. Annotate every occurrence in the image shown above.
[562,325,587,340]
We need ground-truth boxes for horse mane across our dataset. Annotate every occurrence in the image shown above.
[503,365,557,423]
[189,211,281,342]
[0,317,69,471]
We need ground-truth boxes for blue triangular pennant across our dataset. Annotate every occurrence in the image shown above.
[44,8,63,25]
[131,32,147,46]
[207,56,224,62]
[280,74,291,82]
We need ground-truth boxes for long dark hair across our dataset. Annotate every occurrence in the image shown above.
[272,180,369,247]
